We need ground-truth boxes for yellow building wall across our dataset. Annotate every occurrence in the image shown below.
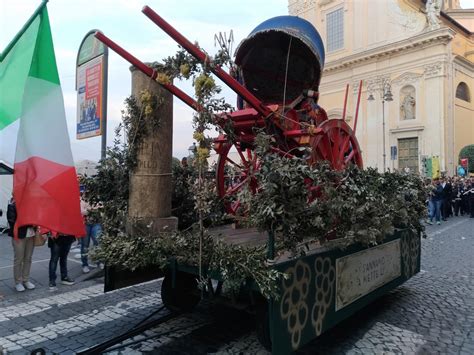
[454,71,474,161]
[451,32,474,60]
[454,101,474,159]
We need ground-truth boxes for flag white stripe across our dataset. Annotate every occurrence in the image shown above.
[15,77,74,166]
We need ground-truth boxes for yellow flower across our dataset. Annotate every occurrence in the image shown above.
[196,147,210,164]
[193,132,205,142]
[140,90,152,103]
[155,73,171,85]
[194,74,215,97]
[144,105,153,117]
[180,64,191,78]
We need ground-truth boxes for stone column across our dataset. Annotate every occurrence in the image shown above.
[128,66,177,234]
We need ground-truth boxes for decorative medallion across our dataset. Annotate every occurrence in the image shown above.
[280,260,311,349]
[311,257,335,336]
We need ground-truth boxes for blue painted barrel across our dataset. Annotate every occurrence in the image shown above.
[235,15,325,104]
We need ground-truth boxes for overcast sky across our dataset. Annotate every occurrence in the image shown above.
[1,0,473,164]
[0,0,288,163]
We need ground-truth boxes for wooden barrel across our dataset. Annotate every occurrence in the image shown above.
[235,16,325,105]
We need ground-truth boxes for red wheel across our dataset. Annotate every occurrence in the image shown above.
[216,140,260,215]
[309,119,363,170]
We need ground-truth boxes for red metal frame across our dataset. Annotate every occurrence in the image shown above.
[341,84,349,121]
[96,7,365,215]
[352,80,363,136]
[94,31,201,112]
[142,5,273,118]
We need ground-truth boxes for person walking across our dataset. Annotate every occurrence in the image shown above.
[453,180,465,217]
[428,179,444,225]
[467,178,474,218]
[48,234,76,291]
[80,197,102,273]
[461,179,470,215]
[6,196,36,292]
[441,177,452,221]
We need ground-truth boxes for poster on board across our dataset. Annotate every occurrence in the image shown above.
[76,56,103,139]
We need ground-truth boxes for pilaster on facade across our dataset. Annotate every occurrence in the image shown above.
[423,62,445,78]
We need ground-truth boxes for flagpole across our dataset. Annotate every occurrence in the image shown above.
[0,0,49,61]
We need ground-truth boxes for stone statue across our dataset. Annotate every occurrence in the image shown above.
[401,94,416,120]
[426,0,441,30]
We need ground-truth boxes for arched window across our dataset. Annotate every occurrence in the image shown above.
[456,82,471,102]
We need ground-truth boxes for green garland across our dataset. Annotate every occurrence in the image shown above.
[84,44,429,300]
[238,134,428,256]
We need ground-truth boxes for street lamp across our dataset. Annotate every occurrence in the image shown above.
[188,142,197,157]
[368,77,393,172]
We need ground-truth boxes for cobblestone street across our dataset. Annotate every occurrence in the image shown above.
[0,216,473,354]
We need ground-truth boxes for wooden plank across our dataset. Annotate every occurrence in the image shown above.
[209,224,268,247]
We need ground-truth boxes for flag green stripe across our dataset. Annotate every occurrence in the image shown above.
[29,7,60,86]
[0,17,40,130]
[0,1,48,62]
[0,4,59,131]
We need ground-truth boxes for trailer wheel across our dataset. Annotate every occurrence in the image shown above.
[256,303,272,351]
[161,271,200,312]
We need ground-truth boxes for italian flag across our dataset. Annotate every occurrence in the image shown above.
[0,2,85,237]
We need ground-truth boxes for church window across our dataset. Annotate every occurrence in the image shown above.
[456,82,471,102]
[326,8,344,52]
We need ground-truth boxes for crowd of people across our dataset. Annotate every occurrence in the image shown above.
[5,193,102,293]
[426,176,474,225]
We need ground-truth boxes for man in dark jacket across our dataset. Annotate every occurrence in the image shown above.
[441,178,452,220]
[466,178,474,218]
[429,179,444,225]
[453,180,465,217]
[6,197,36,292]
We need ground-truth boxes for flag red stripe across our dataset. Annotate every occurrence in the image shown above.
[14,156,86,237]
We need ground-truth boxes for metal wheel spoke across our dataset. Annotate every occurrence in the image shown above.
[225,156,243,170]
[344,149,355,164]
[226,176,250,195]
[339,135,351,161]
[236,145,250,167]
[230,200,241,214]
[332,129,341,161]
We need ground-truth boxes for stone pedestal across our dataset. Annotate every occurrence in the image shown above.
[128,67,178,234]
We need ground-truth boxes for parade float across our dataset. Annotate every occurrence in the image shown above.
[83,5,426,354]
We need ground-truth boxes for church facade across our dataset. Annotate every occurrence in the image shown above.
[288,0,474,176]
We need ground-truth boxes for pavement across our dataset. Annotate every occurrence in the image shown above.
[0,215,473,354]
[0,234,102,299]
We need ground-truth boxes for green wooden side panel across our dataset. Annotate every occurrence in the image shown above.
[269,229,420,355]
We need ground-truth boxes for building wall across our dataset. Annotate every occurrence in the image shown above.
[288,0,474,175]
[453,66,474,162]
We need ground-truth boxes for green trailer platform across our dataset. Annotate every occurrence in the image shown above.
[153,225,421,354]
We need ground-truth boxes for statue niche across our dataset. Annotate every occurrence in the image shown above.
[400,85,416,120]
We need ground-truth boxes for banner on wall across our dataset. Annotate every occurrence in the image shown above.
[432,156,440,179]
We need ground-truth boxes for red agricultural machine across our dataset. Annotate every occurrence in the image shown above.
[95,6,363,215]
[91,8,423,355]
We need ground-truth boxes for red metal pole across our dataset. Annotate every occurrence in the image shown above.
[352,80,363,136]
[341,84,349,121]
[94,31,201,112]
[141,5,272,118]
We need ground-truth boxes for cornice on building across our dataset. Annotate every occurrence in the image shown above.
[323,28,455,73]
[440,11,474,36]
[453,54,474,75]
[389,125,425,133]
